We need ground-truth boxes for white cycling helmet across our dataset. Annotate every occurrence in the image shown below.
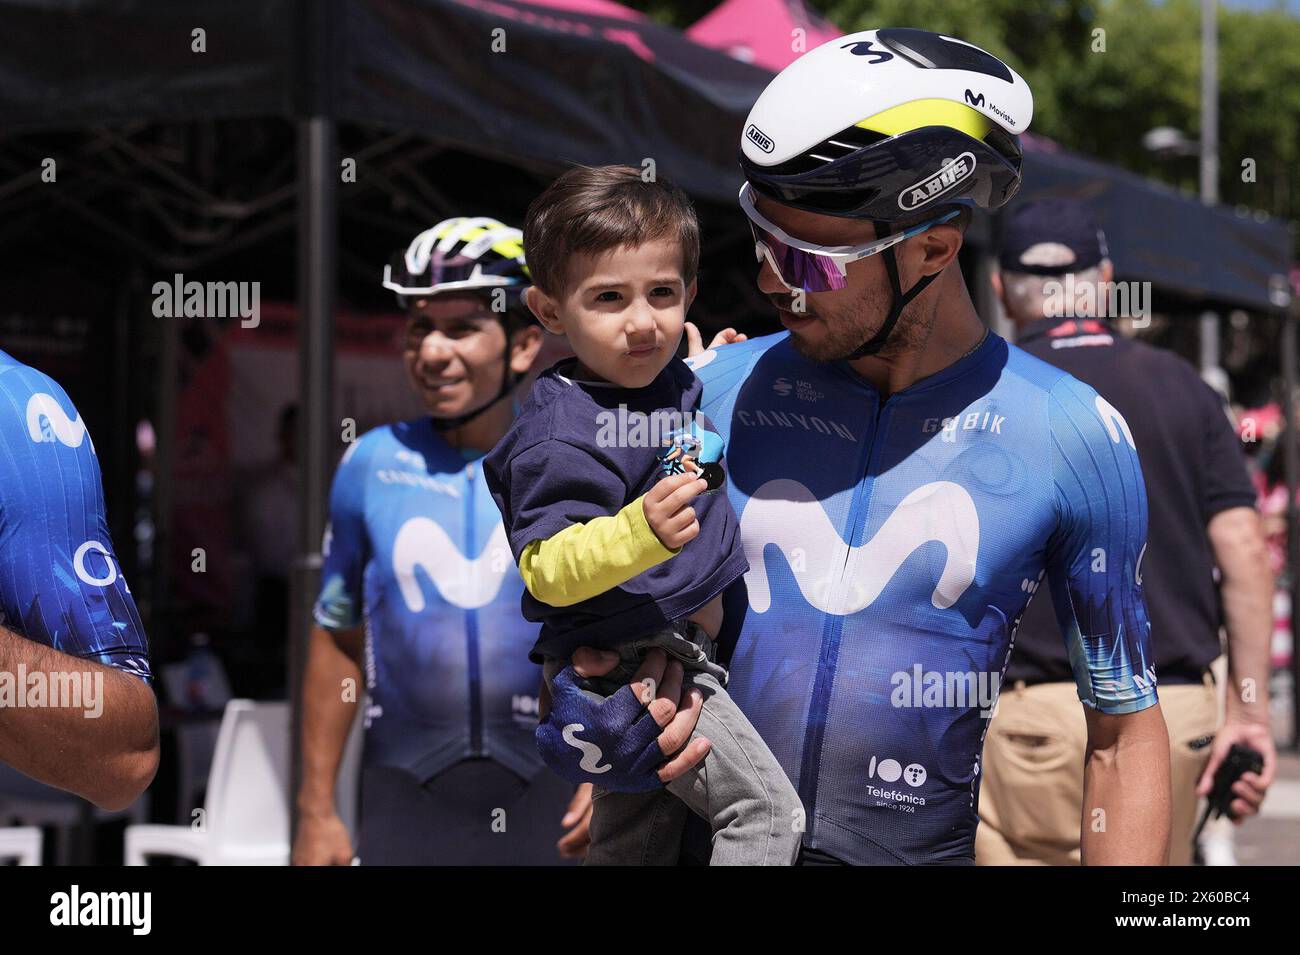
[383,217,530,304]
[384,217,534,431]
[739,29,1033,360]
[740,28,1033,222]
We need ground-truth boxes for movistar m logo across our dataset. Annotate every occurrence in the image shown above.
[392,518,512,610]
[841,40,894,64]
[562,724,610,774]
[1095,395,1135,448]
[740,480,979,615]
[27,393,93,451]
[964,88,1017,127]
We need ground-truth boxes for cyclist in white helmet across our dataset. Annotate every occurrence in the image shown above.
[294,217,591,865]
[543,29,1173,865]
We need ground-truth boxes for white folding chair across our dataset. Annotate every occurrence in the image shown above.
[0,762,147,865]
[0,827,42,865]
[124,700,290,865]
[159,660,232,823]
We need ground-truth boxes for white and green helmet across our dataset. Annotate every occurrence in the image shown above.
[383,216,530,304]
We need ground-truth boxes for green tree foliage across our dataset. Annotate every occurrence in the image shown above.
[1216,3,1300,217]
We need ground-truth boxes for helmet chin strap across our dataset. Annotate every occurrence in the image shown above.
[842,221,940,361]
[430,348,522,433]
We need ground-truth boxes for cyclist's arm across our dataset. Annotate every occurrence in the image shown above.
[1081,704,1171,865]
[295,624,362,836]
[1045,379,1169,864]
[0,625,158,810]
[294,440,371,863]
[0,369,157,810]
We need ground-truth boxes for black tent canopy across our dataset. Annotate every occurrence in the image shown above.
[3,0,1290,307]
[1019,146,1292,312]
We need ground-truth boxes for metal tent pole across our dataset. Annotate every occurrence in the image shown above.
[289,115,337,834]
[152,295,179,653]
[286,0,341,844]
[1285,304,1300,749]
[1199,1,1223,380]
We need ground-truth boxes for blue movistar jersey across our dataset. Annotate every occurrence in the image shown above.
[313,417,547,784]
[687,331,1156,865]
[0,350,150,681]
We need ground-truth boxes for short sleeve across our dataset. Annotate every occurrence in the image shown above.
[685,335,770,422]
[491,440,629,562]
[1045,377,1158,715]
[1197,384,1257,521]
[313,438,374,631]
[0,367,151,681]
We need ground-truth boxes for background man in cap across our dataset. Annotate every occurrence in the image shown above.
[980,197,1276,865]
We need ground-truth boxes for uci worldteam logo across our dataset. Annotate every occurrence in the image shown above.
[739,479,979,615]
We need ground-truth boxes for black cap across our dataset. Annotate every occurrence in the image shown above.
[998,198,1108,275]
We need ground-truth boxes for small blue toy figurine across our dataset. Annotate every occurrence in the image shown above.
[658,426,726,491]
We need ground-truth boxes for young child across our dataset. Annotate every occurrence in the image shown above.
[484,165,801,865]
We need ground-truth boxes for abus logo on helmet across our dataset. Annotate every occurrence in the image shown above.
[745,124,774,154]
[898,152,975,211]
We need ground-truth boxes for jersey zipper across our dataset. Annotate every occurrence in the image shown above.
[796,391,888,836]
[464,461,484,756]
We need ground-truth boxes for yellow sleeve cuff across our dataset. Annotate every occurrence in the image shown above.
[518,494,679,607]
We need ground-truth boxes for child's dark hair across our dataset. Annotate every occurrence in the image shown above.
[523,165,700,297]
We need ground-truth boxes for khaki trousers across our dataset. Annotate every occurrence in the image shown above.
[974,677,1217,866]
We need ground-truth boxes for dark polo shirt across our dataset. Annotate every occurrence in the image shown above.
[1009,316,1256,684]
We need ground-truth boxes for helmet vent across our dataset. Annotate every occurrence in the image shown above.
[876,29,1014,83]
[983,126,1022,165]
[762,124,888,177]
